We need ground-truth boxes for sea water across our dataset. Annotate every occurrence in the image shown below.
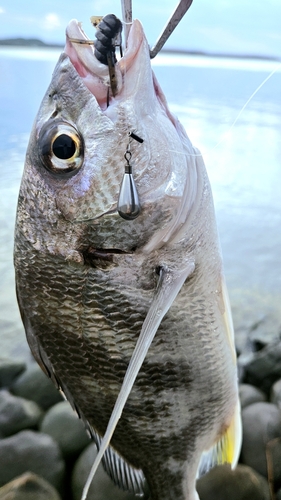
[0,47,280,358]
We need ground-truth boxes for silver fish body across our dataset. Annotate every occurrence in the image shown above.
[14,19,241,500]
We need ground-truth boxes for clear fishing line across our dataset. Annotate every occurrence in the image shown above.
[122,20,131,126]
[168,61,281,160]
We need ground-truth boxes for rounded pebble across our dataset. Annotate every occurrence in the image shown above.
[11,363,63,410]
[40,401,90,459]
[196,463,270,500]
[71,442,146,500]
[239,383,266,409]
[0,472,61,500]
[0,430,65,491]
[243,342,281,393]
[0,358,26,389]
[241,402,281,477]
[0,390,42,437]
[271,379,281,408]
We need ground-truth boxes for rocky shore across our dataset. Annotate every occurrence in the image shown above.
[1,321,281,500]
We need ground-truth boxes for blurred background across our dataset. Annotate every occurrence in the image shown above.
[0,0,281,360]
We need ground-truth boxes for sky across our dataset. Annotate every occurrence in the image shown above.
[0,0,280,59]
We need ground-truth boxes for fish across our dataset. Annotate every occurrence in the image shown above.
[14,13,242,500]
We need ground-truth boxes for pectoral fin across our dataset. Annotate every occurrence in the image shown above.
[81,261,195,500]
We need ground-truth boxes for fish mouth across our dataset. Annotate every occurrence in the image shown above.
[65,18,144,109]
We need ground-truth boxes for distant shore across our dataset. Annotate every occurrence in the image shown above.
[0,38,63,48]
[0,37,280,62]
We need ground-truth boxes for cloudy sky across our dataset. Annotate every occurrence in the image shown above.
[0,0,280,58]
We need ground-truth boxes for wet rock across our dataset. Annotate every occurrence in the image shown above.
[231,292,281,357]
[0,390,43,437]
[0,358,26,388]
[40,401,90,459]
[248,314,281,352]
[11,363,63,410]
[72,442,147,500]
[241,402,281,477]
[271,379,281,408]
[241,342,281,393]
[239,383,266,409]
[196,463,270,500]
[0,430,65,491]
[0,472,61,500]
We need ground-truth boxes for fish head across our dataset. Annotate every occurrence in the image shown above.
[19,17,199,257]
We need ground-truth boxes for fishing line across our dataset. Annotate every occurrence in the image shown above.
[168,61,281,160]
[208,62,281,153]
[122,21,130,111]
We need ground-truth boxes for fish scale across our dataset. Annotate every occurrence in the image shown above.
[15,232,235,455]
[14,16,241,500]
[15,190,237,499]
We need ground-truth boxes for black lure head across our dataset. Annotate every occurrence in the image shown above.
[94,14,123,65]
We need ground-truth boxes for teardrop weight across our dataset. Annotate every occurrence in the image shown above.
[117,172,141,220]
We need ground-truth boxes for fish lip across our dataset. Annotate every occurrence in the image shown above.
[65,18,142,73]
[64,18,143,104]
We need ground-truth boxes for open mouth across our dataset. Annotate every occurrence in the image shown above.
[65,17,144,109]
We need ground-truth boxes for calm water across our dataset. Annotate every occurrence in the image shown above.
[0,47,280,359]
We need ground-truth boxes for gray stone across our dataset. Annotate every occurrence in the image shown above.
[231,290,281,357]
[242,342,281,393]
[0,430,65,491]
[271,379,281,408]
[72,442,147,500]
[239,383,266,409]
[0,390,43,437]
[0,472,61,500]
[196,464,270,500]
[248,314,281,352]
[11,363,63,410]
[40,401,90,459]
[241,402,281,477]
[0,358,26,389]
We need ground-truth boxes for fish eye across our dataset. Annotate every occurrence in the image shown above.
[52,134,76,160]
[38,121,84,175]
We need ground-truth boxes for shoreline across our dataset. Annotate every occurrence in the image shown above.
[0,38,280,63]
